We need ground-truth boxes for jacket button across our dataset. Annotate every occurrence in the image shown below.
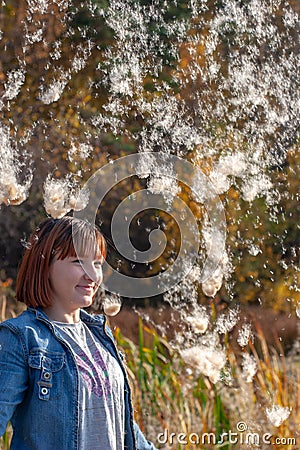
[41,387,49,395]
[43,372,51,380]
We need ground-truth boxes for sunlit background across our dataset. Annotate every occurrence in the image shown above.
[0,1,299,448]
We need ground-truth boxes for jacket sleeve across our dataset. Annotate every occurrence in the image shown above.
[0,325,28,436]
[133,421,158,450]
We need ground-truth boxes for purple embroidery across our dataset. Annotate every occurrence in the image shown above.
[75,345,112,399]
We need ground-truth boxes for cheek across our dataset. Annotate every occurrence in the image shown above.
[50,264,81,287]
[97,270,103,284]
[48,266,57,289]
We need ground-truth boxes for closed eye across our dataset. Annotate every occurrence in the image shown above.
[71,259,102,267]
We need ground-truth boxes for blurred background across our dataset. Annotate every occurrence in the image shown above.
[0,1,299,447]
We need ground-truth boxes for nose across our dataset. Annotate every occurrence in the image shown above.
[83,264,103,285]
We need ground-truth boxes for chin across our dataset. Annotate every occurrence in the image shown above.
[79,296,93,307]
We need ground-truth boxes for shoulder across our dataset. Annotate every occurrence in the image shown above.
[0,308,66,357]
[0,310,35,358]
[0,308,52,343]
[0,309,35,331]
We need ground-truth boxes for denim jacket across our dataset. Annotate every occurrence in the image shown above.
[0,307,157,450]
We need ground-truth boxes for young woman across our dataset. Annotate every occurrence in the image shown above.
[0,216,157,450]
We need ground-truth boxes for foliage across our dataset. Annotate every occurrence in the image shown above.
[113,319,299,449]
[0,0,299,311]
[0,1,299,448]
[213,144,300,311]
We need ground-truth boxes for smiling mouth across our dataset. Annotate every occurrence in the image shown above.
[76,285,95,293]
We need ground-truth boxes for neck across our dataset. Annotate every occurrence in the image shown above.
[42,306,81,324]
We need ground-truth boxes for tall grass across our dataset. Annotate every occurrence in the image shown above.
[114,318,299,449]
[0,293,299,449]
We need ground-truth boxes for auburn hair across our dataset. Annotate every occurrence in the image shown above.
[16,216,106,308]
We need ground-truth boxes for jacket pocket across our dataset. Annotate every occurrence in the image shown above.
[28,349,65,401]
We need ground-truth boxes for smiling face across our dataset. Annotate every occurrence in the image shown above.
[16,217,106,311]
[46,254,103,323]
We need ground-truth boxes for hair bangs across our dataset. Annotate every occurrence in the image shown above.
[55,220,106,261]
